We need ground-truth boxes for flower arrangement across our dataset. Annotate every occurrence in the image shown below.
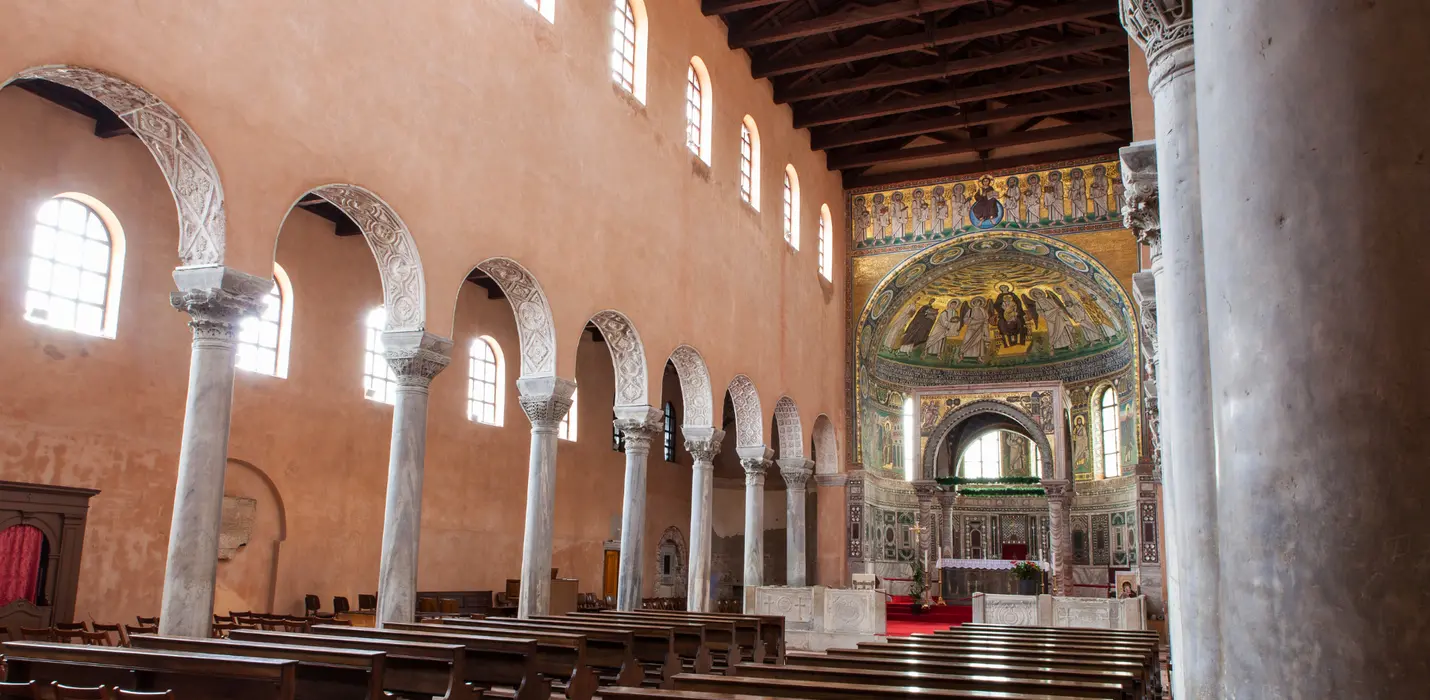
[1011,560,1042,581]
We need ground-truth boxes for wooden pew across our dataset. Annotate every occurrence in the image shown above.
[962,623,1160,641]
[524,615,690,682]
[598,689,778,700]
[1,641,297,700]
[228,628,478,700]
[927,630,1157,669]
[381,621,595,698]
[428,617,649,687]
[568,612,723,672]
[668,672,1085,698]
[611,610,761,665]
[729,661,1124,699]
[828,646,1147,698]
[130,635,385,700]
[625,610,784,664]
[876,638,1148,668]
[309,624,559,700]
[784,650,1136,700]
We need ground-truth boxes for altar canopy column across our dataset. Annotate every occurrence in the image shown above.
[376,331,452,626]
[1120,2,1221,695]
[1197,1,1430,695]
[938,491,956,558]
[913,481,936,597]
[737,447,772,591]
[614,406,663,611]
[684,429,723,612]
[160,266,269,638]
[778,458,814,587]
[1044,481,1074,596]
[516,376,577,618]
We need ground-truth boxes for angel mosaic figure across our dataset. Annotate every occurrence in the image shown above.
[1004,176,1024,226]
[959,297,992,362]
[873,193,890,239]
[1068,168,1088,220]
[911,189,929,238]
[1087,289,1124,335]
[890,191,908,239]
[1056,286,1101,345]
[853,195,872,240]
[1045,170,1066,222]
[1030,288,1075,353]
[898,299,938,355]
[951,183,972,230]
[882,300,917,351]
[1023,174,1041,225]
[931,185,949,234]
[1089,165,1110,219]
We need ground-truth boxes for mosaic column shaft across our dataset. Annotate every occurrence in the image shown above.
[615,407,662,611]
[938,491,957,559]
[376,331,452,627]
[1044,481,1074,596]
[516,377,577,619]
[159,266,269,639]
[684,429,723,612]
[779,458,814,587]
[913,481,936,600]
[1197,1,1430,695]
[738,449,771,592]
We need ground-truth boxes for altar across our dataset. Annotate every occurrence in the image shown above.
[939,558,1049,600]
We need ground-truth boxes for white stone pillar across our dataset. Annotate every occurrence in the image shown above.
[1044,481,1074,596]
[375,331,452,627]
[1121,3,1221,695]
[737,446,772,591]
[1197,1,1430,695]
[160,265,269,638]
[515,376,577,618]
[614,406,663,611]
[684,429,723,612]
[778,458,814,587]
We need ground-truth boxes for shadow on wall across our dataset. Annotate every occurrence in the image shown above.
[214,459,288,615]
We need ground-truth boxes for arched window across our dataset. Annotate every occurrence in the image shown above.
[25,194,125,338]
[783,165,801,249]
[663,402,677,461]
[522,0,555,22]
[739,116,761,210]
[1100,387,1121,478]
[818,204,833,280]
[686,58,713,163]
[236,263,293,378]
[558,388,578,441]
[363,307,398,405]
[610,0,648,102]
[901,396,917,481]
[468,336,505,426]
[959,431,1002,479]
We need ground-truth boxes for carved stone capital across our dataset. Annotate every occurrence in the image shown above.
[1120,0,1193,92]
[383,330,453,389]
[516,376,577,430]
[913,479,938,503]
[169,265,272,347]
[1119,141,1161,261]
[1043,480,1073,503]
[740,458,769,487]
[684,427,725,464]
[614,406,663,455]
[937,490,957,510]
[777,458,815,491]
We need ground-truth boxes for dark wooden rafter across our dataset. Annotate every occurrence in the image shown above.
[295,194,362,236]
[10,79,133,139]
[706,0,1133,184]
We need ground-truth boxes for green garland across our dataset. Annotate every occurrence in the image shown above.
[957,487,1047,498]
[936,475,1043,487]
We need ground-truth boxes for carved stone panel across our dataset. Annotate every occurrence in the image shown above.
[218,496,257,561]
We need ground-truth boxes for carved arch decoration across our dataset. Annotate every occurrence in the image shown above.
[773,396,804,459]
[8,65,227,266]
[923,399,1055,481]
[587,310,648,407]
[667,345,714,428]
[472,257,557,378]
[652,526,688,590]
[812,414,840,475]
[726,374,763,448]
[307,184,426,331]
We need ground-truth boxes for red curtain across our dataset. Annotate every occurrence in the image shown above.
[1001,544,1029,561]
[0,525,45,606]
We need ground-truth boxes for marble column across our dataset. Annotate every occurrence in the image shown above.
[160,266,269,638]
[737,446,772,591]
[515,376,577,619]
[1044,481,1074,596]
[913,480,936,600]
[614,406,663,611]
[1197,1,1430,695]
[1121,2,1221,695]
[376,331,452,627]
[778,458,814,587]
[684,428,723,612]
[938,490,956,558]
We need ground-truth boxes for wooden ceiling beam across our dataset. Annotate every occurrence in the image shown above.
[811,88,1130,149]
[796,63,1128,128]
[701,0,791,15]
[843,143,1121,188]
[728,0,985,49]
[753,0,1115,78]
[828,117,1127,169]
[778,30,1125,103]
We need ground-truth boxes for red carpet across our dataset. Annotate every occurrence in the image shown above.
[884,597,971,636]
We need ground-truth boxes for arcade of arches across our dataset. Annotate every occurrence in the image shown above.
[1,0,1428,697]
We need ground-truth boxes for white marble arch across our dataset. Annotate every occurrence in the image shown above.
[303,184,427,332]
[812,414,840,475]
[586,310,649,408]
[466,257,558,379]
[922,399,1056,480]
[773,396,804,459]
[5,65,227,267]
[726,374,764,448]
[666,345,714,429]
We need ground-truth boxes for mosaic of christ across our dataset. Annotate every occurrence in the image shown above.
[878,260,1129,368]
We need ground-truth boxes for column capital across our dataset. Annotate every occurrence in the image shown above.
[777,458,815,491]
[1120,141,1161,262]
[740,457,768,487]
[169,265,271,345]
[937,489,956,510]
[684,427,725,464]
[383,330,453,389]
[516,376,577,430]
[614,406,663,453]
[1120,0,1193,92]
[913,479,938,503]
[1043,480,1073,503]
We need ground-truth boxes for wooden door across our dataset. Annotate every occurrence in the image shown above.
[602,549,620,601]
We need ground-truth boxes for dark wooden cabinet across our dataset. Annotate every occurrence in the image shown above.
[0,481,98,637]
